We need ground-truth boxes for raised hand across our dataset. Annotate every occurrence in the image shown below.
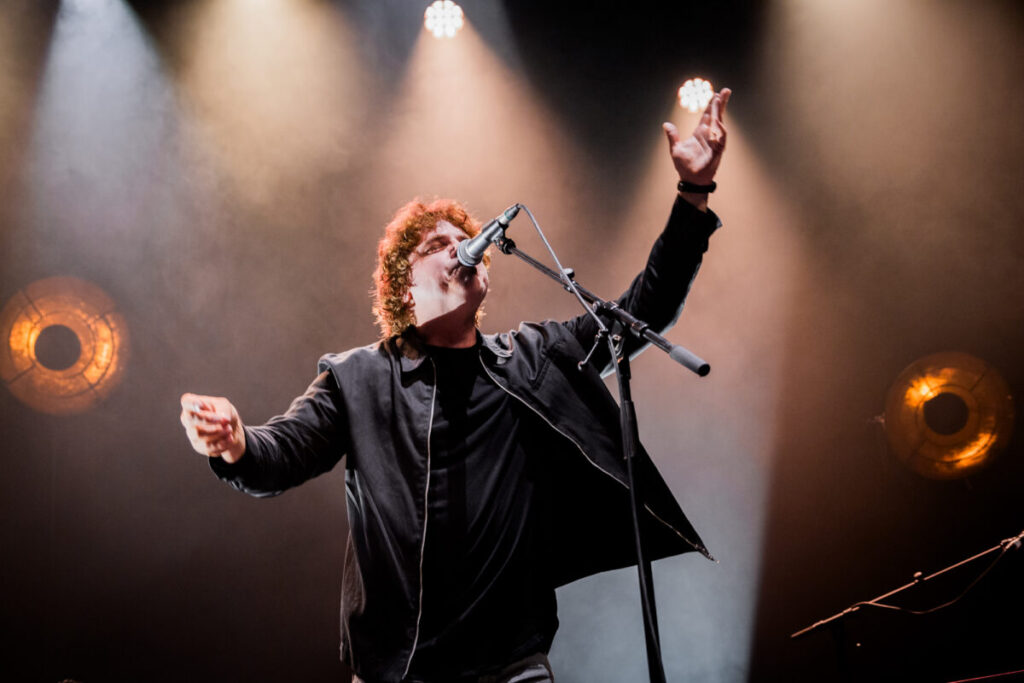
[179,393,246,463]
[663,88,731,185]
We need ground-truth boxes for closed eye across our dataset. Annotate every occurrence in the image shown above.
[422,239,447,255]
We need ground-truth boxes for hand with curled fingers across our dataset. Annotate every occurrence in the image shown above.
[179,393,246,463]
[663,87,731,187]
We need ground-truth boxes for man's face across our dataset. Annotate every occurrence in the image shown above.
[405,220,489,328]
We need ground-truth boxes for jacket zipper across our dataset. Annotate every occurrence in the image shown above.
[401,358,438,679]
[479,353,709,558]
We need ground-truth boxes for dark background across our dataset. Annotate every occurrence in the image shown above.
[2,0,1023,681]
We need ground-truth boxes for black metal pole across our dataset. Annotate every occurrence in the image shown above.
[613,336,666,683]
[492,233,707,682]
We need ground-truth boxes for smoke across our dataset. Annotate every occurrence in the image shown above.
[4,0,1024,680]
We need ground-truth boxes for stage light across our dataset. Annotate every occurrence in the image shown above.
[678,78,714,113]
[0,277,130,415]
[424,0,464,39]
[884,352,1015,479]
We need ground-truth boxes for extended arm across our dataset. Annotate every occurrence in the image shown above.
[564,197,720,373]
[180,371,348,497]
[565,89,731,369]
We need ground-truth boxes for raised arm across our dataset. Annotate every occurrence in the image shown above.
[564,89,731,371]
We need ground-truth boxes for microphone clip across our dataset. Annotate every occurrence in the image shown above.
[578,328,610,372]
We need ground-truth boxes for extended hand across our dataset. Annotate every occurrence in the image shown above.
[663,88,731,185]
[179,393,246,463]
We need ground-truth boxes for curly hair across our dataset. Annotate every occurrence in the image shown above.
[373,198,489,339]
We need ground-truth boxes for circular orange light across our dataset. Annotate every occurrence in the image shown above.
[884,352,1014,479]
[0,276,130,415]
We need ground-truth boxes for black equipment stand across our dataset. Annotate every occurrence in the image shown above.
[493,231,710,683]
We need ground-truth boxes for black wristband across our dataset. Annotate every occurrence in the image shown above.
[678,180,717,194]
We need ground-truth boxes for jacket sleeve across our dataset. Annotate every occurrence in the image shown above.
[563,195,721,375]
[209,370,348,497]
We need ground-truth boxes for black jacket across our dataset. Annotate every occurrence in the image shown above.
[212,195,721,682]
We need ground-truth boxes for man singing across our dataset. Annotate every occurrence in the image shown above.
[180,89,731,683]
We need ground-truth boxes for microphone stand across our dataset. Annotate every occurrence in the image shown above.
[493,232,710,683]
[493,235,710,377]
[790,528,1024,641]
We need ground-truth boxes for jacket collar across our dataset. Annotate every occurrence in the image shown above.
[394,328,511,374]
[395,329,428,374]
[479,331,513,359]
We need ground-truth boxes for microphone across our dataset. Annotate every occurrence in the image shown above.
[457,203,521,267]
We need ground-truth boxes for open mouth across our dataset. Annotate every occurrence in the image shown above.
[448,263,474,282]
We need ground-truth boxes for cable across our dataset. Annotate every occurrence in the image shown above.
[518,204,608,334]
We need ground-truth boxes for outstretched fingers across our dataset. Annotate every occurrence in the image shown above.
[707,88,731,122]
[706,91,729,149]
[699,89,718,124]
[662,121,681,149]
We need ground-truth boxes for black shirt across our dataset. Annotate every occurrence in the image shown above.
[407,344,558,680]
